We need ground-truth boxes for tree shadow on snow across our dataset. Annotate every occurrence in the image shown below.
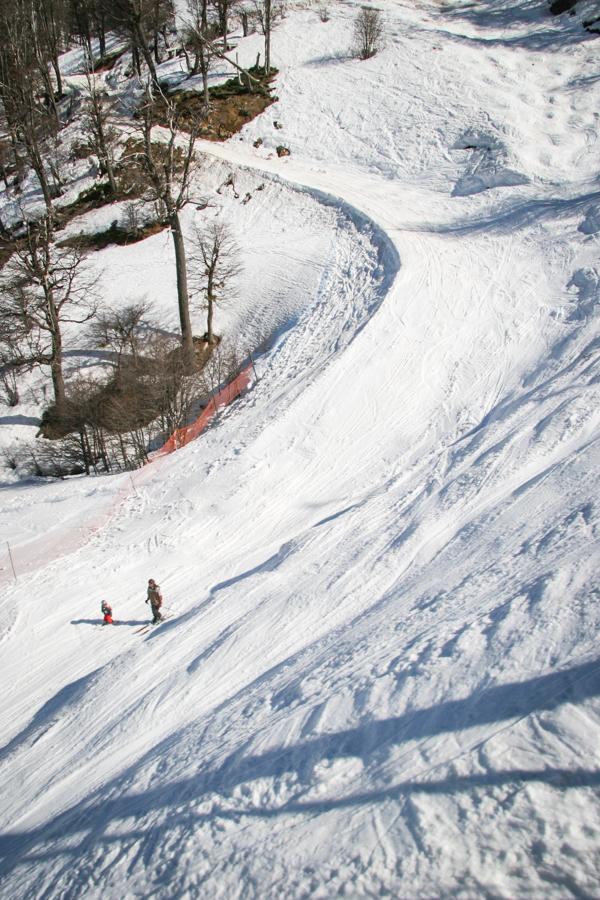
[425,188,600,237]
[0,415,41,427]
[1,658,600,880]
[431,22,593,51]
[445,0,558,29]
[304,52,354,67]
[0,667,103,764]
[436,0,594,50]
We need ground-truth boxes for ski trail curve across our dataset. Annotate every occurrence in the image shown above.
[0,158,398,590]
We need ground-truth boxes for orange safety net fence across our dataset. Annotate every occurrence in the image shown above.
[151,365,253,459]
[0,367,254,585]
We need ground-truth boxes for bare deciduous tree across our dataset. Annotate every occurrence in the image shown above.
[90,301,150,368]
[35,0,68,101]
[82,71,119,194]
[68,0,115,66]
[0,219,99,414]
[211,0,239,47]
[190,220,240,345]
[0,8,58,216]
[181,9,266,94]
[110,0,175,89]
[252,0,282,73]
[182,0,218,115]
[352,5,383,60]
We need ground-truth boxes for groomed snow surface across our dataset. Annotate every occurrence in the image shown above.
[2,0,600,896]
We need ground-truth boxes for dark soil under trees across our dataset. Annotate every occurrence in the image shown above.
[158,69,278,141]
[57,219,168,252]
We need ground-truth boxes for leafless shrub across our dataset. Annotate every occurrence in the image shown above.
[90,301,151,368]
[1,446,20,471]
[352,6,384,60]
[0,366,19,407]
[122,201,143,238]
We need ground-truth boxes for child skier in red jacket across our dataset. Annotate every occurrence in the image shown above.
[101,601,114,625]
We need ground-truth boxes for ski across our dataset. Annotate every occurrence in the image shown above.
[135,615,170,636]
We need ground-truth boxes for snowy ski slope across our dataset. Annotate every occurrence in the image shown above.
[1,0,600,896]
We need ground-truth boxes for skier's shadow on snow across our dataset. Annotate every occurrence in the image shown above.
[70,618,148,627]
[2,657,600,877]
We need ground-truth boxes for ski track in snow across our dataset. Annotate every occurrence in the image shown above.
[1,1,600,897]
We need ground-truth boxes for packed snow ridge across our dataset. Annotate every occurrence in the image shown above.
[1,1,600,897]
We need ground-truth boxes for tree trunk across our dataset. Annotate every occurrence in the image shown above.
[207,294,214,344]
[50,325,66,412]
[182,46,192,73]
[99,13,107,59]
[40,66,61,126]
[200,49,210,114]
[0,210,10,238]
[169,211,195,369]
[78,429,91,476]
[25,135,54,217]
[222,6,228,47]
[265,0,271,74]
[97,118,118,195]
[132,43,142,76]
[134,20,160,89]
[83,32,94,72]
[51,57,64,100]
[104,155,118,196]
[0,161,9,191]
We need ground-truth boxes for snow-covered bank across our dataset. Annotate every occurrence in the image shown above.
[1,0,600,897]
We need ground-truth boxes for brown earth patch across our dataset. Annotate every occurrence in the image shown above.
[157,70,278,141]
[57,219,167,251]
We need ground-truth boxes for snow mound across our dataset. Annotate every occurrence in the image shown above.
[567,268,600,321]
[452,129,529,197]
[578,205,600,235]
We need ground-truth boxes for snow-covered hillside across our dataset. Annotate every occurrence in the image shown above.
[1,0,600,896]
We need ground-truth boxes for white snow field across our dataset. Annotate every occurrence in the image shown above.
[2,0,600,896]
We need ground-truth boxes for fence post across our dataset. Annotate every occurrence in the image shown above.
[6,541,17,582]
[248,350,259,382]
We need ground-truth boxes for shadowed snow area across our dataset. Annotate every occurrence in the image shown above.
[1,0,600,897]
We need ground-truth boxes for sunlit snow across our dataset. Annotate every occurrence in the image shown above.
[1,1,600,897]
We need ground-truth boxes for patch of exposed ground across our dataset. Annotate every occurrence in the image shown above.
[160,71,277,141]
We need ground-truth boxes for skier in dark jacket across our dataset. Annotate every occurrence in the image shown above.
[146,578,163,624]
[101,600,114,625]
